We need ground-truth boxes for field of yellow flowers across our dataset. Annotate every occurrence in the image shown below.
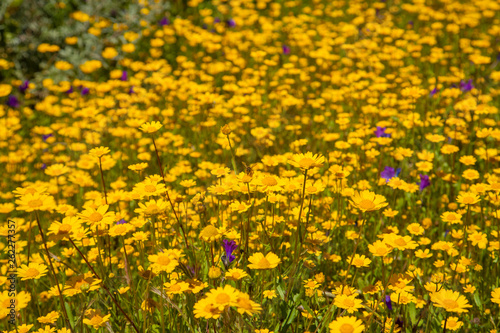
[1,0,500,332]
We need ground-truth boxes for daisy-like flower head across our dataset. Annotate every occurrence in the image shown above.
[37,311,60,324]
[15,193,56,212]
[248,252,281,269]
[200,225,223,242]
[89,146,110,158]
[349,190,388,212]
[44,163,70,177]
[288,152,325,171]
[193,297,223,319]
[225,268,248,281]
[430,288,472,313]
[83,309,111,329]
[334,294,364,314]
[235,292,262,315]
[204,285,240,311]
[17,263,49,281]
[139,121,163,133]
[456,192,481,206]
[328,316,365,333]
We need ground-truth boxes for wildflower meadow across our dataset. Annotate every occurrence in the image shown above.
[1,0,500,332]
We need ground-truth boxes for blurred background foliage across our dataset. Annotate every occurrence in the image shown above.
[0,0,173,85]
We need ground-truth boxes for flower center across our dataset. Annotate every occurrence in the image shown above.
[28,199,43,208]
[90,315,103,325]
[59,224,72,233]
[394,238,407,246]
[442,299,458,310]
[157,256,171,266]
[25,268,40,278]
[215,293,231,304]
[257,257,271,268]
[144,185,157,192]
[262,176,277,186]
[358,199,375,210]
[88,212,103,222]
[299,158,315,169]
[339,323,354,333]
[342,298,355,307]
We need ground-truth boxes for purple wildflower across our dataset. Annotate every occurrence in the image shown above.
[374,126,391,138]
[128,86,135,94]
[419,174,431,191]
[282,45,290,55]
[385,295,393,311]
[81,87,90,96]
[430,87,439,97]
[66,86,74,94]
[19,80,29,94]
[41,163,47,170]
[6,95,19,108]
[381,167,401,182]
[117,219,127,225]
[222,239,238,265]
[42,133,54,142]
[121,70,128,81]
[227,19,236,28]
[159,17,170,26]
[459,79,474,92]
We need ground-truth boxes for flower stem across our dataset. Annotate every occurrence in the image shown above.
[68,237,140,333]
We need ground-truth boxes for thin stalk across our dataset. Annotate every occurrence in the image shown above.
[68,238,140,333]
[35,212,74,333]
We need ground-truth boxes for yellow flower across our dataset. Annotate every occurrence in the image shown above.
[456,192,481,206]
[225,268,249,281]
[200,225,223,242]
[248,252,281,269]
[430,289,472,313]
[263,290,277,299]
[349,190,388,212]
[334,294,364,313]
[329,316,365,333]
[17,263,48,281]
[288,152,325,171]
[368,240,393,257]
[0,84,12,97]
[148,252,179,273]
[204,285,240,311]
[83,309,111,329]
[89,146,110,158]
[491,287,500,304]
[37,311,60,324]
[441,317,463,331]
[139,121,163,133]
[102,47,118,59]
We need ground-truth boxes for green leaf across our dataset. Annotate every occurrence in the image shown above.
[408,303,417,326]
[277,284,286,301]
[474,293,482,310]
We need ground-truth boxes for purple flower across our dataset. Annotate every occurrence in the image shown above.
[222,239,238,265]
[117,219,127,225]
[66,86,74,94]
[385,295,393,311]
[227,19,236,28]
[42,133,54,142]
[41,163,47,170]
[214,18,221,23]
[81,87,90,96]
[374,126,391,138]
[128,86,135,94]
[159,17,170,26]
[282,45,290,55]
[381,167,401,182]
[430,87,439,97]
[6,95,19,108]
[419,174,430,191]
[459,79,474,92]
[121,70,128,81]
[19,80,29,94]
